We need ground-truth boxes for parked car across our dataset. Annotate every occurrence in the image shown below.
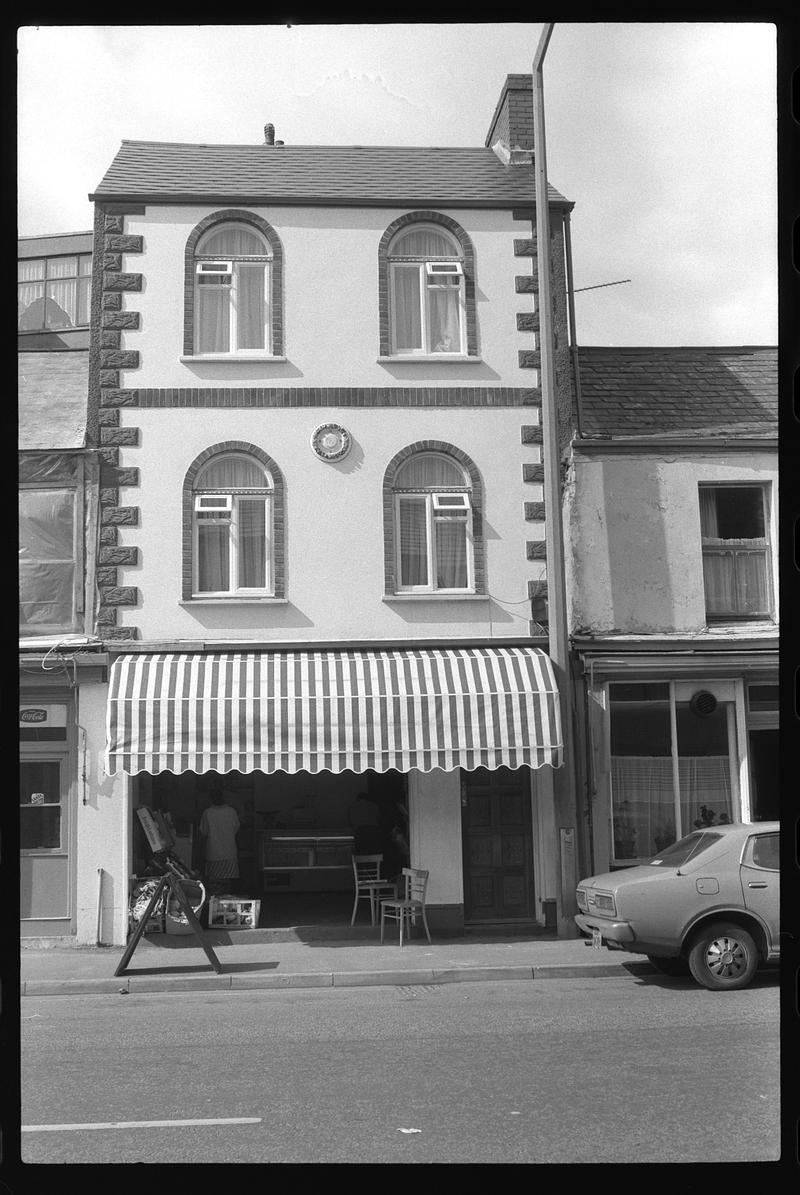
[575,822,779,990]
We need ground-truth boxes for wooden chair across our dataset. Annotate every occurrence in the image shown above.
[380,867,431,946]
[351,855,398,927]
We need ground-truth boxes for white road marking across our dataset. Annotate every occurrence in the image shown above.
[22,1117,262,1132]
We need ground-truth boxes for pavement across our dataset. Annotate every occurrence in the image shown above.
[19,925,657,996]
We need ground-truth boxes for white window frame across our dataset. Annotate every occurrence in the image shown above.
[192,479,273,598]
[394,489,474,594]
[194,227,271,356]
[388,226,466,356]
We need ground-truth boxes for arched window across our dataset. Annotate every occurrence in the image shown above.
[392,452,474,592]
[192,221,273,355]
[192,453,274,595]
[387,225,466,355]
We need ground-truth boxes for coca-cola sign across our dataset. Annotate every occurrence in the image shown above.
[20,709,47,723]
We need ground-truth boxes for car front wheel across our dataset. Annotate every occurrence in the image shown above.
[688,922,759,991]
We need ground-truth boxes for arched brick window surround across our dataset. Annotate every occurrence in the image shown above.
[184,210,284,356]
[383,441,485,594]
[378,211,478,357]
[182,441,286,599]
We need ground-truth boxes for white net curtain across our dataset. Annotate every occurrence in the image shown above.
[699,487,769,615]
[389,228,462,353]
[196,226,268,353]
[194,456,271,592]
[395,455,469,589]
[611,755,733,860]
[18,256,91,331]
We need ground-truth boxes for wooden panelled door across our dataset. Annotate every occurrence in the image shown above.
[461,767,534,922]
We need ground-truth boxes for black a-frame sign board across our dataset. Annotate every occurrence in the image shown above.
[114,872,222,976]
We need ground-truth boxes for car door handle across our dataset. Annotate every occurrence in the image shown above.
[747,882,768,889]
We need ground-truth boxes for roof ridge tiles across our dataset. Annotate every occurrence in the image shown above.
[118,139,502,151]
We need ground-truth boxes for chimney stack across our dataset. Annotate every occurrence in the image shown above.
[485,75,535,165]
[264,123,275,145]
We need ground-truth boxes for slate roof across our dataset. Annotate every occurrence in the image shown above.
[89,142,570,208]
[577,347,777,439]
[18,351,89,450]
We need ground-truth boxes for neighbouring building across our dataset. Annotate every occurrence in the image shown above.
[18,232,124,940]
[564,346,779,875]
[36,74,585,945]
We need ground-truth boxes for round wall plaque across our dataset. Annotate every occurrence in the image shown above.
[311,423,352,462]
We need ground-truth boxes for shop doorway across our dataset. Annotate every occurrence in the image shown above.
[460,767,535,923]
[20,700,74,937]
[749,729,778,821]
[134,768,409,927]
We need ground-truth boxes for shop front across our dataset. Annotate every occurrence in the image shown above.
[577,647,779,875]
[105,646,564,933]
[20,697,76,937]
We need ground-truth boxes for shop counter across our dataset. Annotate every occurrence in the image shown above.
[260,831,354,892]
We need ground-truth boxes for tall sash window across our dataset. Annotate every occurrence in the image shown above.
[195,225,270,354]
[193,454,273,595]
[699,485,772,618]
[388,227,465,355]
[393,453,473,592]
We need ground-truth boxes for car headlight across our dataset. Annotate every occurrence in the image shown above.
[588,891,617,915]
[576,888,588,912]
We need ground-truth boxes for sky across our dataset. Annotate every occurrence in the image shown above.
[17,21,778,347]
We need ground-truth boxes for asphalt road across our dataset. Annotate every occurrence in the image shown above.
[17,970,780,1165]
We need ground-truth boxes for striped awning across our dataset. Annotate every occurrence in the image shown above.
[104,648,563,776]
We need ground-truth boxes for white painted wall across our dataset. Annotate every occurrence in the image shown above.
[115,405,544,641]
[75,680,129,945]
[409,769,463,907]
[567,452,779,634]
[120,205,535,388]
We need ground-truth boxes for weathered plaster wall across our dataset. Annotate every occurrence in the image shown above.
[567,451,778,634]
[409,769,463,908]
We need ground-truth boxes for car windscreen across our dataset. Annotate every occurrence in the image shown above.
[648,831,723,868]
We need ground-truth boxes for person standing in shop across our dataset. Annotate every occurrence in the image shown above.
[200,783,241,894]
[347,791,382,855]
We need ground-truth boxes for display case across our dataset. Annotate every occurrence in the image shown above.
[260,831,354,891]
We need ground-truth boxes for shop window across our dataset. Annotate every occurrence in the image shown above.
[19,487,80,635]
[699,485,772,619]
[609,683,734,865]
[20,759,63,850]
[747,684,779,712]
[18,253,92,332]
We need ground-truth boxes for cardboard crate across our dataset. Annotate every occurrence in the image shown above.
[208,896,261,930]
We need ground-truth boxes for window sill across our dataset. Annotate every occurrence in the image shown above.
[180,355,288,364]
[383,593,488,602]
[181,598,289,606]
[705,615,776,624]
[377,355,483,364]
